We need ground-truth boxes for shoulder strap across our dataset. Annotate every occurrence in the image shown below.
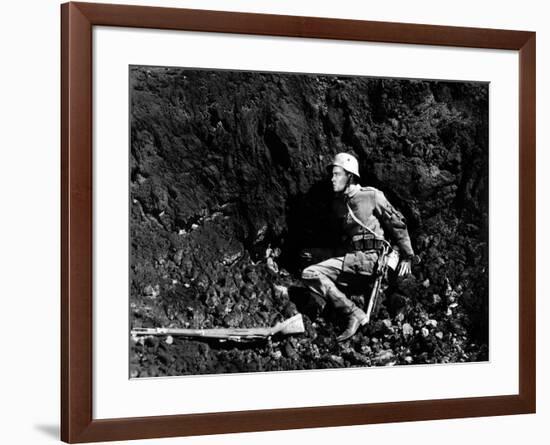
[347,204,392,248]
[360,186,378,192]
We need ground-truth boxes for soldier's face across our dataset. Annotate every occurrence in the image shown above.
[331,166,349,193]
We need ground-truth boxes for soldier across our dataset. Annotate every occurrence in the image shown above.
[301,153,414,342]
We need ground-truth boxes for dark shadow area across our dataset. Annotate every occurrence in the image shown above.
[279,179,344,274]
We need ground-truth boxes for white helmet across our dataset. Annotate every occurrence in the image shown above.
[329,152,360,178]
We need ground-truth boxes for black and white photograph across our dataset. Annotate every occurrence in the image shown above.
[129,66,489,378]
[3,0,545,443]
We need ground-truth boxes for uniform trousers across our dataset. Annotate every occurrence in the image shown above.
[301,250,379,317]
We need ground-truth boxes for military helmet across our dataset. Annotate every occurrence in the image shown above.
[328,152,360,178]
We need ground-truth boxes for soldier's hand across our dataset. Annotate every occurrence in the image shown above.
[397,259,412,276]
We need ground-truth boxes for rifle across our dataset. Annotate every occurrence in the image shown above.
[131,313,305,342]
[365,245,399,323]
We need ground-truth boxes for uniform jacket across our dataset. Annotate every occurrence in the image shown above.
[339,184,415,260]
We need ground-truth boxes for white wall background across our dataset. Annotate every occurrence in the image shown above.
[0,1,546,444]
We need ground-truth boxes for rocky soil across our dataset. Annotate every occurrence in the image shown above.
[129,66,489,377]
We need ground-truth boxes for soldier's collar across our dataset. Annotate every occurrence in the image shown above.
[344,184,361,199]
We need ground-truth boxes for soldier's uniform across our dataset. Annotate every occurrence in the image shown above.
[301,155,414,341]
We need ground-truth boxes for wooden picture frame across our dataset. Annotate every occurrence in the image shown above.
[61,2,536,443]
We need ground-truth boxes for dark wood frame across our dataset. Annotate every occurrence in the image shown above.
[61,2,536,443]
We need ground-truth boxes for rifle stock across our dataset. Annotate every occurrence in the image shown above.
[365,275,382,323]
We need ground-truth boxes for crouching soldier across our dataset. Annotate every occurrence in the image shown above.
[301,153,415,342]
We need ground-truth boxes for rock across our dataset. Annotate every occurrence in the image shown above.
[426,319,438,328]
[402,323,414,337]
[422,279,430,288]
[157,349,172,366]
[174,249,184,264]
[273,284,289,299]
[361,345,372,355]
[374,350,395,365]
[435,331,444,340]
[144,336,159,348]
[255,224,268,243]
[222,250,243,265]
[343,350,370,366]
[165,336,174,345]
[223,310,243,327]
[266,257,279,274]
[421,327,430,338]
[143,284,160,299]
[432,294,442,304]
[311,344,321,360]
[282,302,297,318]
[284,343,299,360]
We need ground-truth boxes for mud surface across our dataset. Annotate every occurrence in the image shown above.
[129,67,489,377]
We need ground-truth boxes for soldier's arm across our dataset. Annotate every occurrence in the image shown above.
[373,190,415,259]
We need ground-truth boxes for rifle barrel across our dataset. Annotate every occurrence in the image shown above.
[131,314,304,340]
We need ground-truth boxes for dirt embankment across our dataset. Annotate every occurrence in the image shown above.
[130,67,488,377]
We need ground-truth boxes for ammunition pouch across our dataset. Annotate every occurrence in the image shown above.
[351,235,386,252]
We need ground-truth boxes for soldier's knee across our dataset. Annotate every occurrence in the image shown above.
[301,266,320,281]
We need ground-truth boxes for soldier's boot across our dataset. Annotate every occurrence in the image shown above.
[325,285,368,342]
[336,307,368,342]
